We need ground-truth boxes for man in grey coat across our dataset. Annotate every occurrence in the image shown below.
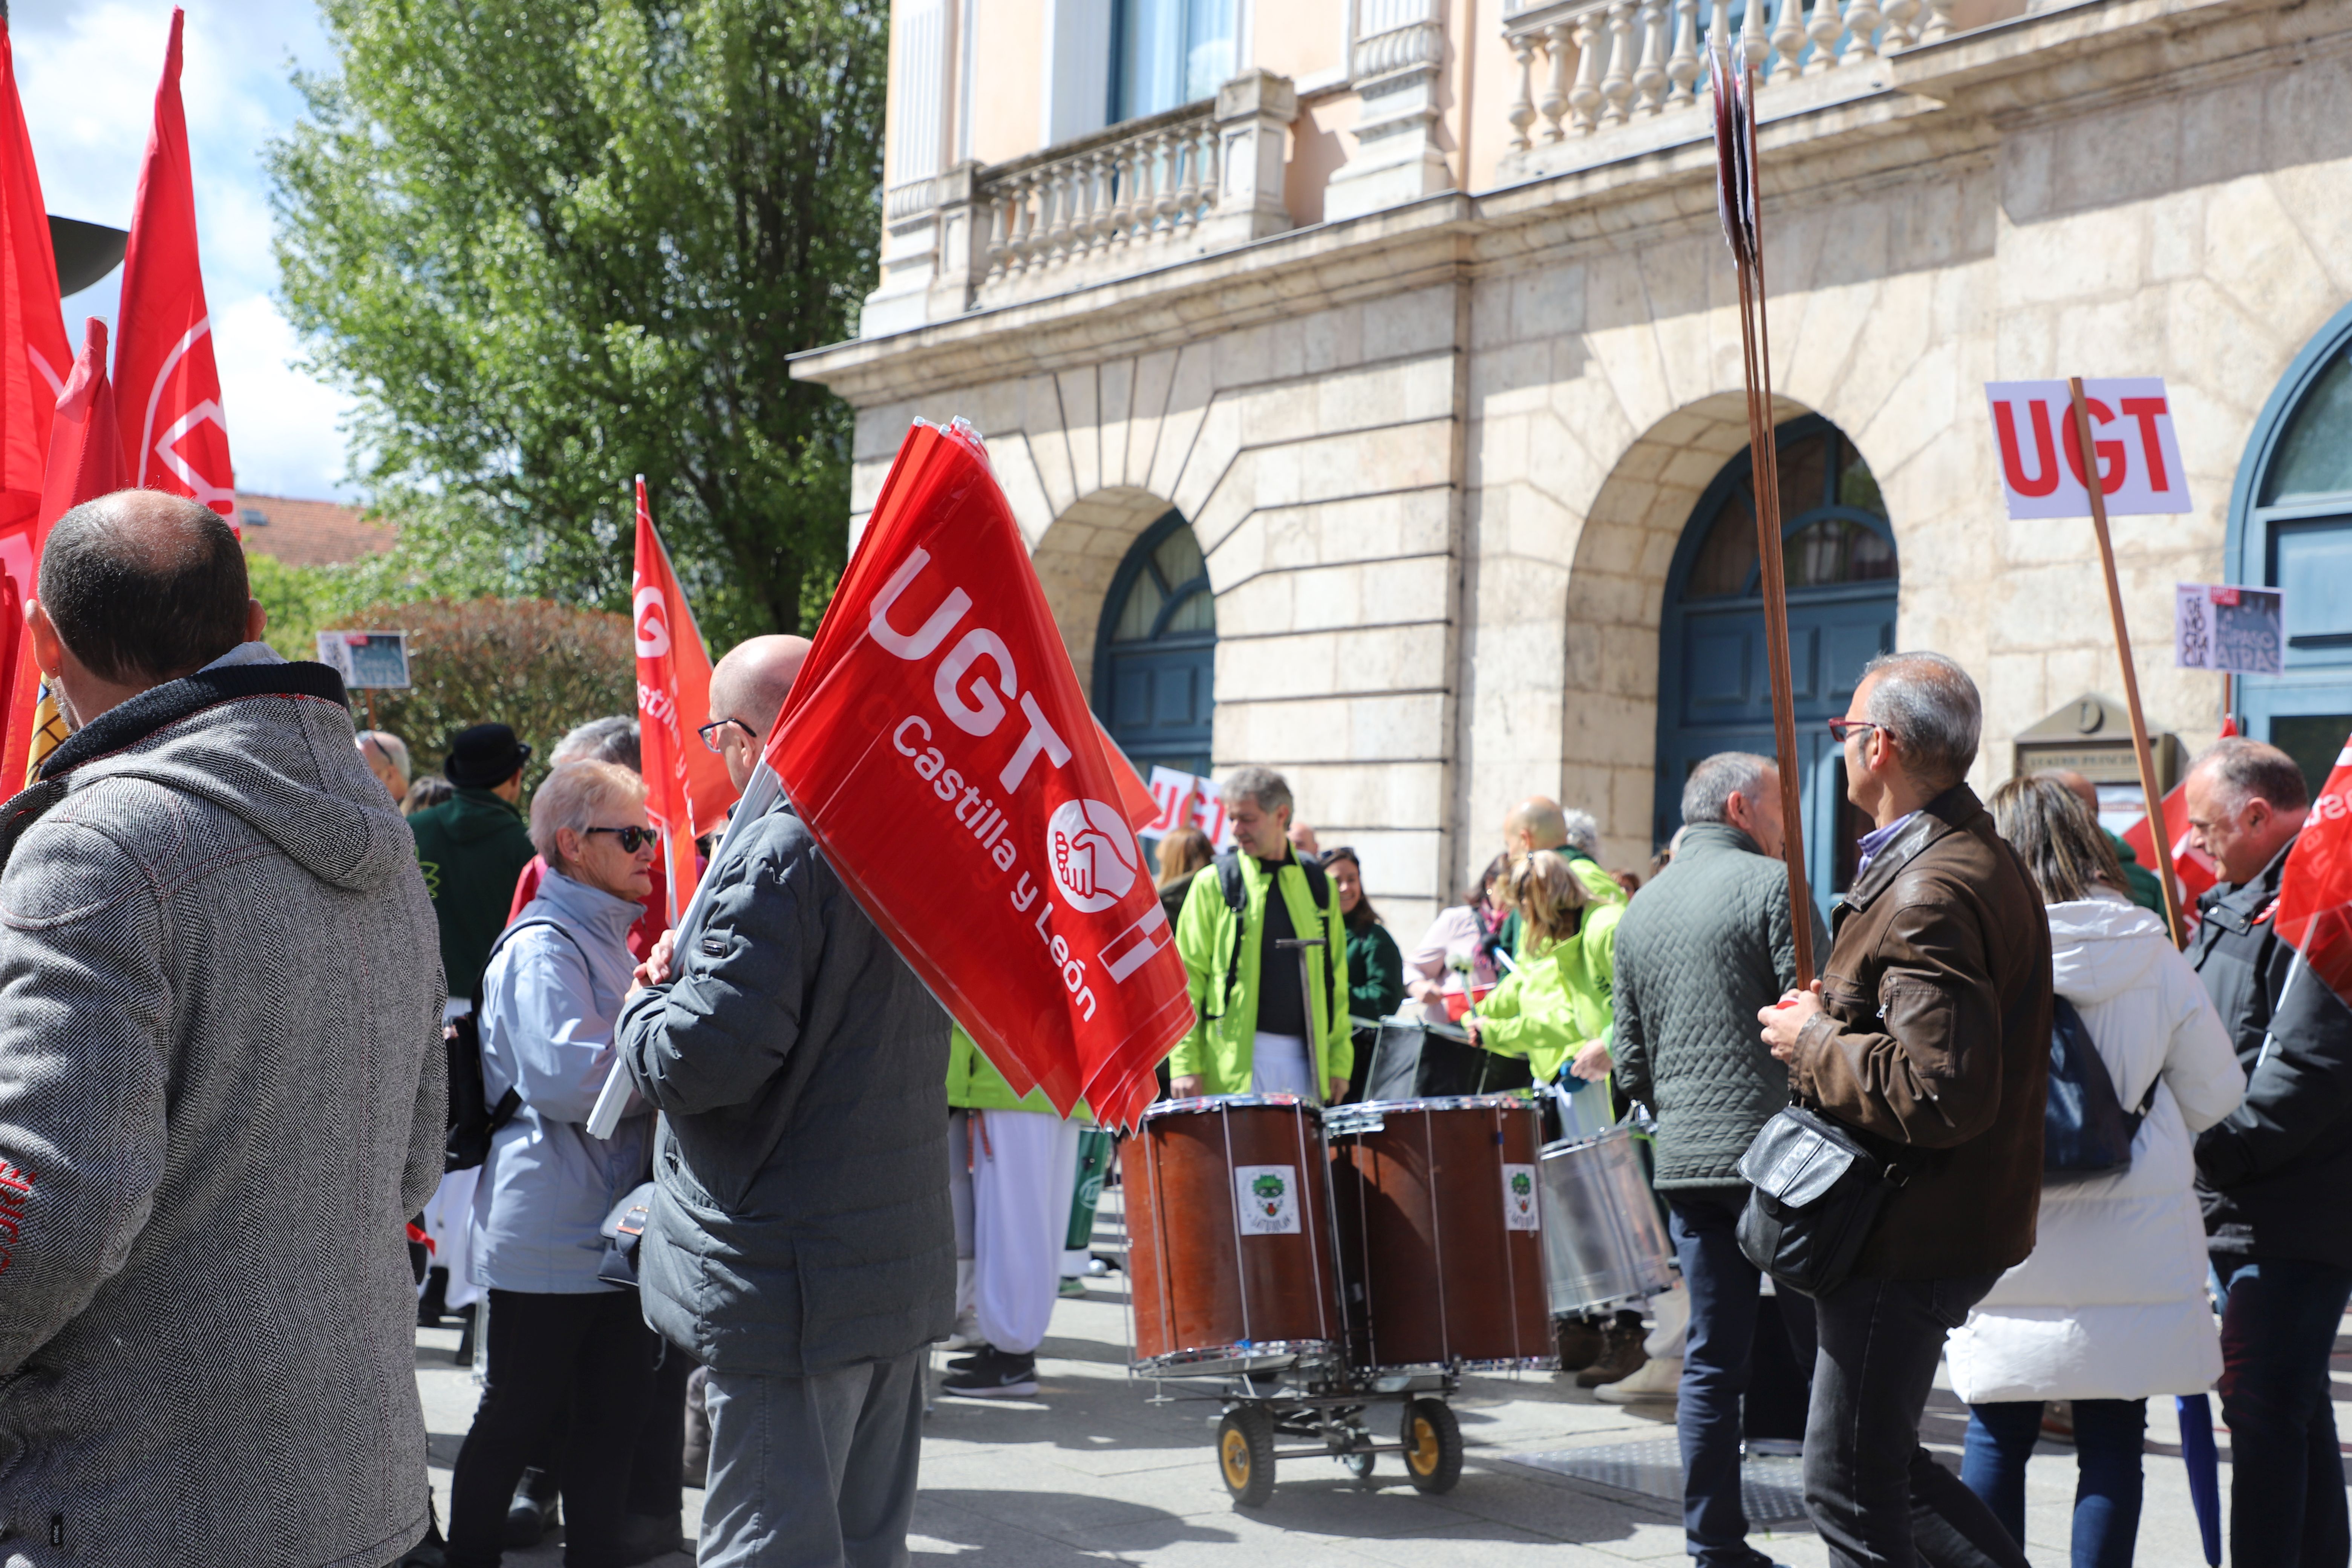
[0,492,446,1566]
[1613,752,1826,1568]
[618,634,954,1568]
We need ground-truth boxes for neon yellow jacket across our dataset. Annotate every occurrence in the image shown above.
[1479,900,1623,1081]
[945,1024,1091,1120]
[1511,854,1627,960]
[1169,852,1352,1096]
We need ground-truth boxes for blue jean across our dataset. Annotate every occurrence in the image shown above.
[1804,1272,2029,1568]
[1671,1191,1818,1565]
[1962,1398,2146,1568]
[2214,1253,2352,1568]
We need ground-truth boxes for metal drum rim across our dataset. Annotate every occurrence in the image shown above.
[1128,1339,1337,1375]
[1540,1124,1634,1158]
[1139,1093,1314,1122]
[1351,1093,1541,1114]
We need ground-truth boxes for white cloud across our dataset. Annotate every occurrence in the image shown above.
[13,0,354,499]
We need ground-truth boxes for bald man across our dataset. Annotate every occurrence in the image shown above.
[1500,795,1625,941]
[0,490,445,1566]
[619,631,951,1568]
[2041,769,2166,915]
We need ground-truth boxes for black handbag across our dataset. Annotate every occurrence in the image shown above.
[2043,995,2154,1181]
[1736,1103,1907,1298]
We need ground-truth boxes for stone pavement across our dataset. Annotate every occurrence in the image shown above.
[413,1186,2344,1565]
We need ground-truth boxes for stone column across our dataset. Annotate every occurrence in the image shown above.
[1196,69,1298,252]
[859,176,945,337]
[923,161,987,322]
[1325,3,1455,224]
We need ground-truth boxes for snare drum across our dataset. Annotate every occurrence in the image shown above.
[1537,1125,1675,1317]
[1124,1095,1340,1376]
[1327,1096,1552,1371]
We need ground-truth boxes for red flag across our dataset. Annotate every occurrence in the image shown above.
[765,420,1192,1129]
[1090,716,1159,835]
[2122,716,2237,919]
[2275,735,2352,1012]
[2,318,127,786]
[112,9,234,520]
[632,479,737,921]
[0,20,68,537]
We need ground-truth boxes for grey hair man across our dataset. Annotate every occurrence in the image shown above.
[1613,750,1827,1562]
[617,630,952,1568]
[357,728,412,802]
[1166,764,1351,1102]
[2181,736,2352,1565]
[551,714,643,772]
[1759,649,2047,1568]
[2,490,445,1566]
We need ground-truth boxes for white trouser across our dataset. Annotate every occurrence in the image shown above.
[419,1167,482,1310]
[1249,1031,1315,1098]
[947,1109,1082,1356]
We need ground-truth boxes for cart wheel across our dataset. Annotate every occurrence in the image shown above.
[1218,1407,1277,1507]
[1340,1442,1377,1482]
[1401,1398,1462,1494]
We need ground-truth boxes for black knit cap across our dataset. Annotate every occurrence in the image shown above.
[443,723,531,789]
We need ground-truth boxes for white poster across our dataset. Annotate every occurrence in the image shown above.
[2175,583,2284,675]
[1141,765,1233,848]
[1233,1165,1301,1236]
[1502,1164,1539,1232]
[1983,378,2191,519]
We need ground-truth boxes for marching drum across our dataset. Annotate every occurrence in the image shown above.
[1124,1095,1340,1376]
[1326,1096,1552,1371]
[1537,1126,1675,1317]
[1358,1019,1535,1103]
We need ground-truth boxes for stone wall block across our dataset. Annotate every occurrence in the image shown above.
[1334,622,1450,692]
[1214,572,1296,638]
[1214,631,1339,701]
[1210,508,1269,586]
[1022,374,1078,516]
[1348,693,1450,760]
[1854,340,1960,484]
[2204,177,2338,338]
[1783,280,1878,413]
[1125,348,1181,484]
[854,399,922,461]
[1148,345,1218,502]
[1291,562,1369,631]
[1511,262,1588,345]
[1351,557,1453,627]
[1363,284,1460,364]
[2166,276,2291,420]
[1057,364,1102,500]
[1999,214,2141,308]
[1174,397,1245,524]
[2265,165,2352,298]
[994,436,1058,546]
[1098,358,1137,489]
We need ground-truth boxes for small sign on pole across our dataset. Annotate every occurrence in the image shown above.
[1985,378,2192,519]
[2175,584,2284,675]
[315,630,412,690]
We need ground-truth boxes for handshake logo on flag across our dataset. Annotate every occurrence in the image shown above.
[1048,799,1139,912]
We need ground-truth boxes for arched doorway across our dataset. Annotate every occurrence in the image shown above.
[2230,301,2352,798]
[1093,510,1215,777]
[1654,415,1897,907]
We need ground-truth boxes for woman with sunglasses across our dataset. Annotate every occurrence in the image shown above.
[444,760,672,1568]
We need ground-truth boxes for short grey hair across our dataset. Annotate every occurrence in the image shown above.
[2191,736,2309,814]
[1562,808,1600,857]
[528,761,648,871]
[552,715,642,772]
[1220,765,1293,819]
[355,730,410,780]
[1682,752,1771,825]
[1859,651,1981,789]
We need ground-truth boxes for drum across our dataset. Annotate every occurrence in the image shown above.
[1123,1095,1340,1375]
[1359,1020,1536,1102]
[1537,1126,1675,1317]
[1326,1096,1552,1371]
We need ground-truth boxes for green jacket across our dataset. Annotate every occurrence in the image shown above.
[2105,827,2166,916]
[945,1024,1089,1119]
[1170,851,1352,1096]
[409,786,537,1003]
[1501,849,1626,958]
[1345,920,1406,1023]
[1478,900,1623,1081]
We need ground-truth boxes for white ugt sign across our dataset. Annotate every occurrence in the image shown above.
[1984,378,2191,519]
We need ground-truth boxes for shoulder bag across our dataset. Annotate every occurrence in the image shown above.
[1735,1101,1907,1298]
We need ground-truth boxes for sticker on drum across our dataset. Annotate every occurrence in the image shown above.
[1233,1165,1301,1234]
[1502,1164,1539,1231]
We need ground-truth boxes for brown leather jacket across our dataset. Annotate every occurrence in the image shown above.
[1791,784,2053,1280]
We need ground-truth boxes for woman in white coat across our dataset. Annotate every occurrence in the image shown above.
[1948,776,2245,1567]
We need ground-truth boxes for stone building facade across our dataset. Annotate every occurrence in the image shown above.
[793,0,2352,937]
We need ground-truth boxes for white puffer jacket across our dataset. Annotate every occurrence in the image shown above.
[1945,893,2245,1403]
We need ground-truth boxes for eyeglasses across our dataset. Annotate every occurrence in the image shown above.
[697,718,755,755]
[1826,718,1883,743]
[585,826,659,853]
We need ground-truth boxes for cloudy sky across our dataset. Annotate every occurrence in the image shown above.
[14,0,352,501]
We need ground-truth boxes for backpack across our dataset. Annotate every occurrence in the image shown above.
[445,917,590,1173]
[2043,993,2156,1181]
[1208,849,1341,1021]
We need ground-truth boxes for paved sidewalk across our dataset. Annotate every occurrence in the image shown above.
[413,1186,2343,1565]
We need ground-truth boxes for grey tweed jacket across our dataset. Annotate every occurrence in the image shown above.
[1611,821,1827,1193]
[0,658,446,1567]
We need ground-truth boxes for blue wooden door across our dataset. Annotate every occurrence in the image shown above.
[1094,512,1215,778]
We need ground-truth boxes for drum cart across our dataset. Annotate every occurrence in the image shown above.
[1206,1361,1463,1508]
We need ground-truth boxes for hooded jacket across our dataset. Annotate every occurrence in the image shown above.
[1474,900,1623,1082]
[409,785,536,1004]
[0,656,446,1567]
[1945,894,2243,1403]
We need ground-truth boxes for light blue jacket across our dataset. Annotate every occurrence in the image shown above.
[473,868,654,1292]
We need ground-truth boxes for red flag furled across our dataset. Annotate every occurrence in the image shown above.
[0,20,68,538]
[2122,717,2237,922]
[631,478,737,921]
[113,9,234,520]
[2275,735,2352,1014]
[2,318,127,786]
[767,420,1193,1129]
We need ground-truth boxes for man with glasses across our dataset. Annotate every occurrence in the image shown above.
[1758,652,2049,1568]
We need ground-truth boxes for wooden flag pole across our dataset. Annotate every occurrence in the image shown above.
[2067,375,2186,950]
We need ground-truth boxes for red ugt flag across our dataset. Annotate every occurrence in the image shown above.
[2274,735,2352,1014]
[0,19,68,537]
[113,9,234,519]
[766,420,1193,1129]
[632,479,737,921]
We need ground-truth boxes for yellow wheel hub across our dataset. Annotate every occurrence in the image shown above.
[1407,1415,1439,1473]
[1221,1428,1253,1488]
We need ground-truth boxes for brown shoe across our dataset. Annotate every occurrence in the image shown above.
[1554,1316,1606,1372]
[1576,1311,1649,1389]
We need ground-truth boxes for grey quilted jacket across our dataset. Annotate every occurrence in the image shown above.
[1612,822,1827,1192]
[0,658,446,1567]
[616,799,954,1377]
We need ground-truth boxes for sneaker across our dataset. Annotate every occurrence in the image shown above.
[1576,1312,1649,1388]
[942,1349,1039,1398]
[1058,1276,1088,1297]
[1596,1355,1682,1403]
[946,1346,994,1372]
[504,1468,557,1548]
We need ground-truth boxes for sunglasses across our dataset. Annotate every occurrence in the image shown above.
[697,718,756,754]
[1825,718,1883,743]
[585,826,659,853]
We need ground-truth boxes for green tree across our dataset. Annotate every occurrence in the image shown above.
[270,0,887,647]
